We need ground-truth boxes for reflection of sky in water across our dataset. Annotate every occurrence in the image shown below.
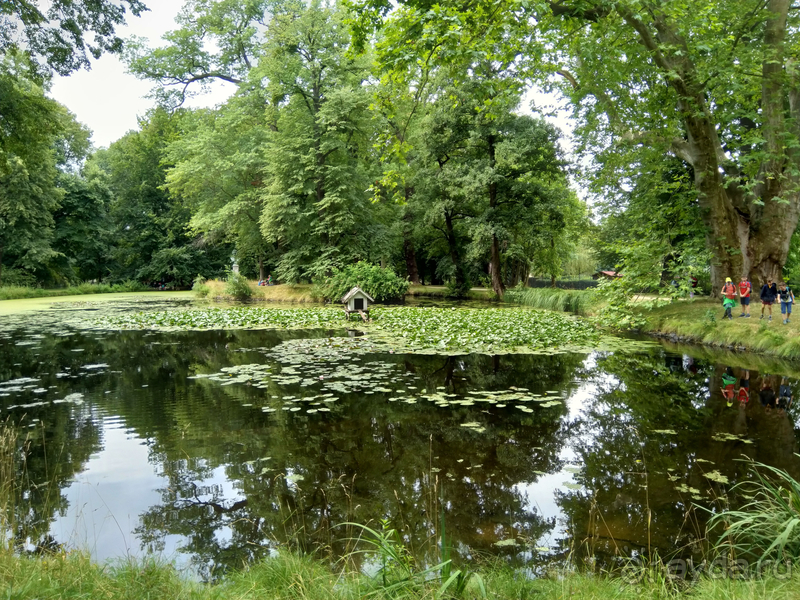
[51,420,167,560]
[3,299,800,576]
[515,354,613,553]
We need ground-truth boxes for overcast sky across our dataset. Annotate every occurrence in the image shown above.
[49,2,575,155]
[49,0,235,149]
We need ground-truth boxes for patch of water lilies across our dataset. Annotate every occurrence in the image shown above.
[189,337,569,419]
[98,305,609,355]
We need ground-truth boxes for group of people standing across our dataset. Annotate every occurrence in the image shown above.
[721,276,795,324]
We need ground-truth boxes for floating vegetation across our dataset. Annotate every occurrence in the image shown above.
[702,470,730,484]
[188,335,573,418]
[95,305,618,355]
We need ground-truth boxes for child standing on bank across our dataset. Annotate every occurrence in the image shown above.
[721,278,737,320]
[761,277,778,320]
[779,280,795,324]
[738,275,752,317]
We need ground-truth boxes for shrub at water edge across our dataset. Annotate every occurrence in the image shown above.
[318,263,409,303]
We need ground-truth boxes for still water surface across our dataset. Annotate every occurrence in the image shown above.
[1,297,799,580]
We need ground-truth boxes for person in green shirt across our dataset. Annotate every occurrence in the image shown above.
[720,277,737,320]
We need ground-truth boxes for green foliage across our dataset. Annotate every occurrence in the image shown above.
[99,305,604,354]
[319,263,409,303]
[709,460,800,564]
[0,281,147,301]
[504,286,595,316]
[444,279,473,299]
[224,272,252,301]
[95,108,231,286]
[1,1,147,77]
[192,275,211,298]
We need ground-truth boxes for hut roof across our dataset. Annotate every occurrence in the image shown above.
[341,286,374,303]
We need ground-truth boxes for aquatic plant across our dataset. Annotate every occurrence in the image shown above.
[504,287,595,316]
[709,459,800,564]
[98,305,602,354]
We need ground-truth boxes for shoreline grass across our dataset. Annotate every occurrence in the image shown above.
[638,298,800,360]
[0,281,149,301]
[1,549,798,600]
[504,287,596,316]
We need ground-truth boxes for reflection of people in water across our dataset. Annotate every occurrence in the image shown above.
[721,367,737,407]
[759,376,777,411]
[738,369,750,404]
[779,378,794,413]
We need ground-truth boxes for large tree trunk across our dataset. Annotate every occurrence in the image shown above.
[618,0,800,296]
[258,258,265,281]
[444,211,468,289]
[402,205,420,284]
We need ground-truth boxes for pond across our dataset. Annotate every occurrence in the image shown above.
[1,295,799,581]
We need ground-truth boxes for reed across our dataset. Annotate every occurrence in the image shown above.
[504,287,595,316]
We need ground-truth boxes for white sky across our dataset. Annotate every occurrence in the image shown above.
[49,2,576,157]
[50,0,235,149]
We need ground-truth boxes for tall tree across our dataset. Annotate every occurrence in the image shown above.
[256,2,382,281]
[94,108,231,286]
[165,98,272,280]
[1,0,147,76]
[354,0,800,291]
[0,58,80,284]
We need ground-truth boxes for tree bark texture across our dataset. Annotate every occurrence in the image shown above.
[629,0,799,292]
[560,0,800,293]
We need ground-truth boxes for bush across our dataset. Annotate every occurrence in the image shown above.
[192,275,210,298]
[0,268,37,288]
[224,272,252,300]
[444,279,473,299]
[319,263,409,303]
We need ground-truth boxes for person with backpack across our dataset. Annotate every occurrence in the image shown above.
[760,277,778,321]
[737,275,752,317]
[778,280,795,324]
[721,277,737,320]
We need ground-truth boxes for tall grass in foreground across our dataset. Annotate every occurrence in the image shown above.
[709,460,800,564]
[1,550,798,600]
[504,286,595,316]
[0,424,15,549]
[0,281,148,301]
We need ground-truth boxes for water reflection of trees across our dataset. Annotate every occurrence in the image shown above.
[129,350,584,580]
[557,351,800,569]
[1,327,584,580]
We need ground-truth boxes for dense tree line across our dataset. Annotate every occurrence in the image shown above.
[0,0,588,297]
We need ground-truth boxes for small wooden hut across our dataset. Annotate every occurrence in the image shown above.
[341,287,374,321]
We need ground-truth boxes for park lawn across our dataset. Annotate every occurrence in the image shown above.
[638,297,800,359]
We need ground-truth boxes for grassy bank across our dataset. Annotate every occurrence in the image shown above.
[1,550,797,600]
[639,298,800,359]
[201,279,320,303]
[0,281,148,301]
[504,287,596,316]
